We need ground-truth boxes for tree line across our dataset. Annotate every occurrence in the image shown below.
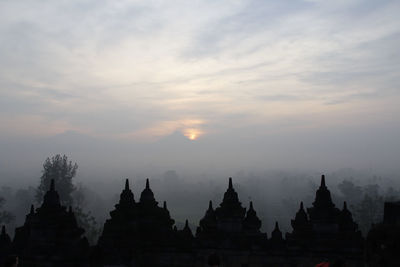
[1,154,399,243]
[0,154,100,244]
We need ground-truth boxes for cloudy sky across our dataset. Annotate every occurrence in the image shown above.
[1,0,400,176]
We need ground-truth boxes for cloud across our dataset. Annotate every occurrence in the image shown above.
[0,0,399,142]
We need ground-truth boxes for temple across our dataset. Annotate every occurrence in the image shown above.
[2,174,397,266]
[366,201,400,267]
[286,175,364,265]
[95,178,180,266]
[196,178,266,250]
[12,179,89,267]
[0,225,12,265]
[269,222,285,249]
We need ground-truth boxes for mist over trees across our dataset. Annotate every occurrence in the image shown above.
[36,154,78,206]
[0,196,14,225]
[337,179,400,234]
[0,155,399,244]
[34,154,100,244]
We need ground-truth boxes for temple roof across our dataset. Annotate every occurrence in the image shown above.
[307,175,341,223]
[41,179,62,210]
[139,178,158,206]
[271,221,283,241]
[118,179,135,207]
[181,219,193,238]
[312,175,335,209]
[215,177,246,219]
[338,201,358,232]
[12,180,89,265]
[292,202,308,226]
[223,177,240,203]
[199,201,217,231]
[243,201,262,231]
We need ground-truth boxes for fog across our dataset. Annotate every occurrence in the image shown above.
[1,120,400,184]
[1,131,400,242]
[1,0,400,246]
[1,123,400,237]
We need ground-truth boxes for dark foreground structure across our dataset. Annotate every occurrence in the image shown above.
[1,175,399,267]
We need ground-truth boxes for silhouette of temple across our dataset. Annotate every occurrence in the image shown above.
[366,201,400,267]
[4,174,397,266]
[196,177,267,250]
[0,225,12,265]
[285,175,364,266]
[95,179,184,266]
[12,179,89,267]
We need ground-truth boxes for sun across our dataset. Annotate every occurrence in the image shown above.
[189,133,197,141]
[183,128,203,141]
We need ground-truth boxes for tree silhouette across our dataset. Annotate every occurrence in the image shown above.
[35,154,100,243]
[355,193,384,235]
[72,184,101,244]
[0,197,14,225]
[338,180,363,205]
[36,154,78,206]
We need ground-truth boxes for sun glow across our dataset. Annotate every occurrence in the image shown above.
[184,128,203,141]
[189,133,197,140]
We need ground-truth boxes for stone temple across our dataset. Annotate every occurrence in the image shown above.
[1,174,398,267]
[94,178,180,266]
[285,175,364,266]
[0,225,12,265]
[366,201,400,267]
[12,179,89,267]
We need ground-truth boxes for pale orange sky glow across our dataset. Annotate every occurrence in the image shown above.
[0,0,400,172]
[183,128,204,141]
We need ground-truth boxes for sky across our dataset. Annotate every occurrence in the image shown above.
[0,0,400,181]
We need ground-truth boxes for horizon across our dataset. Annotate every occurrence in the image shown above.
[1,0,400,178]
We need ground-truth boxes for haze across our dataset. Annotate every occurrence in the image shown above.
[1,0,400,187]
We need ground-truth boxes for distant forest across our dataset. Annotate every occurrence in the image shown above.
[1,154,399,244]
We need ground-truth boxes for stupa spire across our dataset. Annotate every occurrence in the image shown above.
[181,219,193,238]
[215,177,246,221]
[249,201,254,210]
[292,202,309,227]
[311,174,334,209]
[338,201,358,232]
[243,201,261,232]
[125,179,129,190]
[140,178,157,205]
[118,178,135,206]
[308,174,341,224]
[271,221,284,245]
[199,200,217,232]
[320,174,326,188]
[41,179,61,209]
